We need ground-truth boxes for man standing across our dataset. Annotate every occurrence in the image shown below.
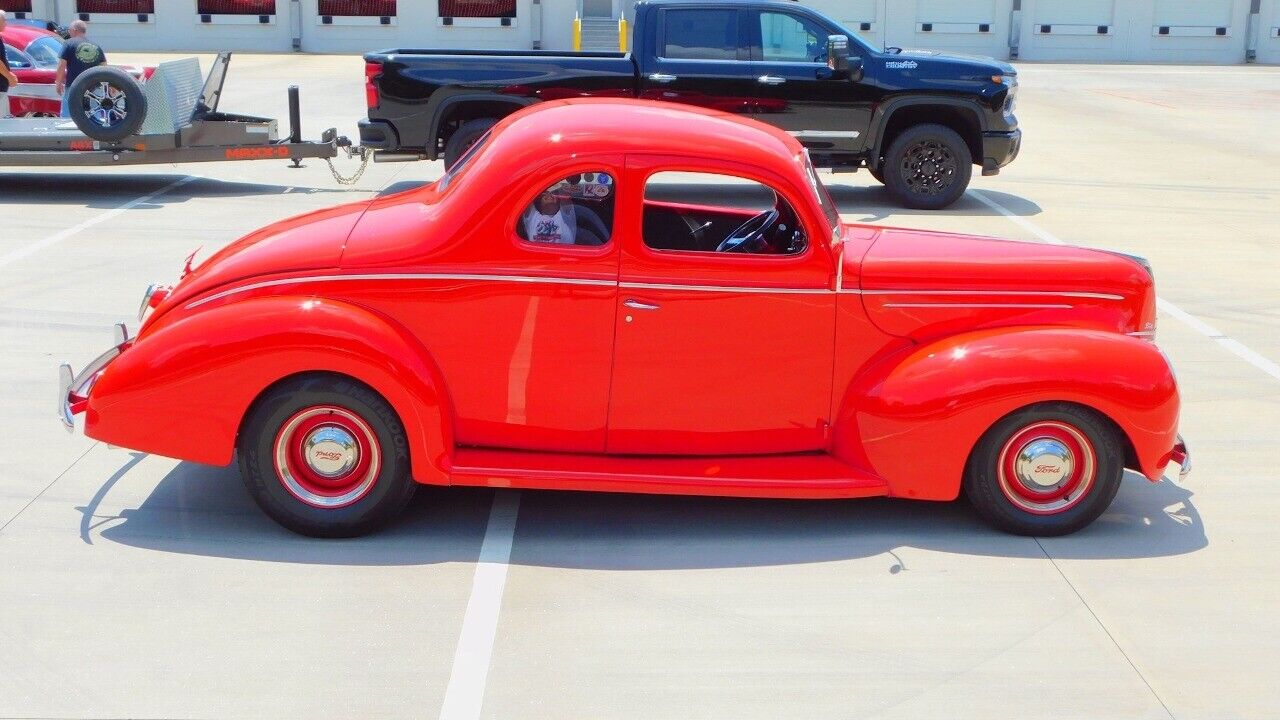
[0,10,21,119]
[54,19,106,118]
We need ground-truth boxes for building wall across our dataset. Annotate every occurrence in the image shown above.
[8,0,1275,63]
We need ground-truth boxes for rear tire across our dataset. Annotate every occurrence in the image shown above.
[443,118,496,170]
[238,375,416,538]
[964,403,1124,536]
[66,66,147,142]
[882,123,972,210]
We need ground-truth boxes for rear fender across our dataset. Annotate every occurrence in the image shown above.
[832,327,1179,500]
[86,296,454,485]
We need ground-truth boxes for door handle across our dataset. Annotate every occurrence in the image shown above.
[648,73,678,84]
[757,75,787,85]
[623,299,661,311]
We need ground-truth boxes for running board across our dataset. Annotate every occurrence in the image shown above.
[448,449,889,499]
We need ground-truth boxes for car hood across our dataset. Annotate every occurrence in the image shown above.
[845,225,1155,341]
[161,199,372,314]
[890,48,1016,76]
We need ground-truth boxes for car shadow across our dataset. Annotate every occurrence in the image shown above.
[94,459,1206,569]
[0,173,353,209]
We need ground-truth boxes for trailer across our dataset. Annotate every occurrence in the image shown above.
[0,53,358,172]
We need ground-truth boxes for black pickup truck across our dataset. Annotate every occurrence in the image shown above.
[360,0,1021,209]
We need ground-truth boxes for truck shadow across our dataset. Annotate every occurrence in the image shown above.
[94,460,1206,570]
[824,184,1043,222]
[0,173,353,209]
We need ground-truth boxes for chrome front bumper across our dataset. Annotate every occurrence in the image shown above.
[58,323,129,431]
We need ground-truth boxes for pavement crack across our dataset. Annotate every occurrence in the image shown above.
[1034,537,1176,719]
[0,442,99,538]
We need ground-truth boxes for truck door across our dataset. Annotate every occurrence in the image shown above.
[746,8,876,155]
[637,6,759,118]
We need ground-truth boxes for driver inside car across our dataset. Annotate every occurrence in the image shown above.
[522,189,580,245]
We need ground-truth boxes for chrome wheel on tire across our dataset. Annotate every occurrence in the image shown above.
[995,421,1097,515]
[272,406,381,509]
[83,80,129,129]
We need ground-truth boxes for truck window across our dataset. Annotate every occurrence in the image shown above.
[662,9,739,61]
[759,11,828,64]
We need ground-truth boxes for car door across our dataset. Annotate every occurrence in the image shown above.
[637,6,759,117]
[606,156,837,456]
[745,8,876,155]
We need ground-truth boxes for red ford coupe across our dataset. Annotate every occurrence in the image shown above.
[59,99,1188,537]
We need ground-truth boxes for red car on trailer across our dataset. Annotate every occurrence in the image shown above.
[59,99,1189,538]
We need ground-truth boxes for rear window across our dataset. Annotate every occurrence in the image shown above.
[662,9,738,60]
[437,131,490,192]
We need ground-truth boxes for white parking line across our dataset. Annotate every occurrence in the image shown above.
[0,175,196,271]
[972,190,1280,383]
[439,490,522,720]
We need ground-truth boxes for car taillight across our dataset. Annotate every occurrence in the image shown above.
[365,61,381,109]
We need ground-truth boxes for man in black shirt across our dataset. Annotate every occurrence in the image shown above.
[0,10,22,119]
[55,19,106,117]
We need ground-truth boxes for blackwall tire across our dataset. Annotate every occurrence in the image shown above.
[882,123,972,210]
[66,66,147,143]
[238,375,416,538]
[442,118,496,170]
[963,403,1124,537]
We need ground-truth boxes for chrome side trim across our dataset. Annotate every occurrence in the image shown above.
[619,281,828,295]
[186,273,619,309]
[862,289,1125,300]
[883,302,1073,309]
[113,322,130,347]
[183,271,1127,308]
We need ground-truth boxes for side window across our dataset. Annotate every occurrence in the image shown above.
[759,12,827,64]
[643,172,807,256]
[5,45,32,70]
[516,172,615,247]
[662,9,739,60]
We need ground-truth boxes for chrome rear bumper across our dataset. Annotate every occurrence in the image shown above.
[58,323,130,431]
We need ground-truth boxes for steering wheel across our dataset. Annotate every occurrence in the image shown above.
[716,209,779,253]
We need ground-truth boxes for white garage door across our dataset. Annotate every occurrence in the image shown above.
[1254,0,1280,64]
[1019,0,1250,62]
[900,0,1011,57]
[804,0,884,50]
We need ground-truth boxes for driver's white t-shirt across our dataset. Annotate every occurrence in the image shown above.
[523,205,576,245]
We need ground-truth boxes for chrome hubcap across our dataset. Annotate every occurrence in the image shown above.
[302,425,358,479]
[1014,438,1074,490]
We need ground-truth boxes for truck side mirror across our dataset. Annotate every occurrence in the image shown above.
[827,35,862,82]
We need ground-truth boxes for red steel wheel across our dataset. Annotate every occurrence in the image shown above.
[965,403,1124,536]
[995,421,1096,515]
[273,406,381,509]
[239,375,416,537]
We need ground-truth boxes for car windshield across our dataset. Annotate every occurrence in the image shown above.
[25,36,63,68]
[802,151,841,238]
[437,131,491,193]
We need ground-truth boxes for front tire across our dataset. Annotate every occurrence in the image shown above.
[882,123,972,210]
[238,375,415,538]
[964,403,1124,536]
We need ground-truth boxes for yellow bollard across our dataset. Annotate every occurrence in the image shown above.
[619,17,629,52]
[573,14,582,52]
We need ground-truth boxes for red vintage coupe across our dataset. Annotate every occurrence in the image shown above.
[59,99,1188,537]
[3,24,153,117]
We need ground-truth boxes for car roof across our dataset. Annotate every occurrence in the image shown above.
[1,25,58,47]
[484,98,805,173]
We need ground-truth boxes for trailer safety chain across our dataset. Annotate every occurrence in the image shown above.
[325,146,371,186]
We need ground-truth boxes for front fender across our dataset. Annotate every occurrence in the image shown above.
[86,296,454,485]
[832,327,1179,500]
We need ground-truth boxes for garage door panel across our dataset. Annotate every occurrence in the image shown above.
[1153,0,1232,27]
[1031,0,1114,26]
[916,0,995,24]
[1263,0,1280,64]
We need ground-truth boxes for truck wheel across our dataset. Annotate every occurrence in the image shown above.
[964,403,1124,537]
[237,375,416,538]
[882,123,972,210]
[443,118,496,169]
[66,66,147,143]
